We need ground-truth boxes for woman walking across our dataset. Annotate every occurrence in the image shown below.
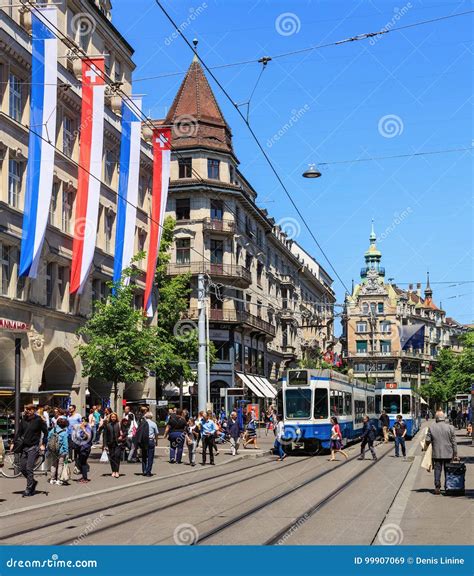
[72,420,93,484]
[243,414,259,449]
[186,417,199,467]
[48,417,69,484]
[328,416,348,461]
[103,412,126,478]
[274,415,286,461]
[164,408,187,464]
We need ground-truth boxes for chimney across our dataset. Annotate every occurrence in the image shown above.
[408,283,413,291]
[416,283,421,297]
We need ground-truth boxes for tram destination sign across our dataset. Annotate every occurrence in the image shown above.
[385,382,398,389]
[0,318,30,332]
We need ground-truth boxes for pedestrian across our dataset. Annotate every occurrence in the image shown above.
[88,408,96,445]
[228,411,242,456]
[379,410,390,443]
[42,405,51,429]
[424,410,458,495]
[358,415,377,461]
[164,408,187,464]
[328,416,348,461]
[186,417,199,466]
[210,413,220,456]
[103,412,126,478]
[243,413,259,449]
[124,412,138,462]
[47,417,69,485]
[92,405,101,443]
[11,404,48,497]
[274,415,286,461]
[392,414,407,458]
[449,407,457,426]
[66,404,82,462]
[200,413,217,465]
[141,412,158,477]
[72,420,93,484]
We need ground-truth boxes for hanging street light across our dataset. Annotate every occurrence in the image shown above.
[302,163,322,178]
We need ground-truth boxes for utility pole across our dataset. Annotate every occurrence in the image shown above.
[14,338,21,437]
[197,273,207,412]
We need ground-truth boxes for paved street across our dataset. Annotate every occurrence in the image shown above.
[1,424,471,545]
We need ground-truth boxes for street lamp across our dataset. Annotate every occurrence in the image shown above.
[302,164,321,179]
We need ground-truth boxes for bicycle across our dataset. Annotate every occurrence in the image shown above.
[1,449,45,478]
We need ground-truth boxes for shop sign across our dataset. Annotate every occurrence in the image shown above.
[0,318,30,331]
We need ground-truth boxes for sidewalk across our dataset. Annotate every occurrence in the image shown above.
[0,430,277,514]
[379,425,472,545]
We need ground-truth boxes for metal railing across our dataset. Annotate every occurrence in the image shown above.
[202,217,235,233]
[185,307,276,336]
[168,261,252,284]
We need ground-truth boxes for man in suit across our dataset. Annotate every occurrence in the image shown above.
[425,410,458,495]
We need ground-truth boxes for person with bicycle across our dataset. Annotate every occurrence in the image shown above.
[11,404,48,497]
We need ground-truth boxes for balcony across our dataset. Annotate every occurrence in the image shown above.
[185,308,276,337]
[168,261,251,288]
[202,217,235,235]
[280,274,295,287]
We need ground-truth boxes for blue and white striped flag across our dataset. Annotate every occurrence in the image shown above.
[19,7,57,278]
[113,96,142,284]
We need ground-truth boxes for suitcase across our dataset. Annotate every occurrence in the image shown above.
[445,461,466,495]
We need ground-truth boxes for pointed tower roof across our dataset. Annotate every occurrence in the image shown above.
[424,271,439,309]
[361,220,384,280]
[165,57,235,157]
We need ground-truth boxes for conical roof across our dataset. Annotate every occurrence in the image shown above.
[165,56,235,156]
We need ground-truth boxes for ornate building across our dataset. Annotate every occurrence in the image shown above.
[342,224,467,390]
[163,57,335,406]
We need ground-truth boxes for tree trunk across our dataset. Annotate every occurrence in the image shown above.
[113,381,118,413]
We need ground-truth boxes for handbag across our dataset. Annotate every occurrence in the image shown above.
[100,449,109,463]
[60,459,71,482]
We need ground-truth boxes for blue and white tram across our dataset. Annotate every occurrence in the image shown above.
[282,369,378,453]
[375,384,421,438]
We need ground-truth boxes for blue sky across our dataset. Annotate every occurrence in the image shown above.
[113,0,473,325]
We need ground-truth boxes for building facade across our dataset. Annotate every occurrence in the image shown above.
[0,1,154,413]
[342,224,467,390]
[163,57,336,406]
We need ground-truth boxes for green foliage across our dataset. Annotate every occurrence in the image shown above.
[420,330,474,405]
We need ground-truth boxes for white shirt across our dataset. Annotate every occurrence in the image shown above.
[276,421,284,441]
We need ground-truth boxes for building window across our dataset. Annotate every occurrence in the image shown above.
[8,159,21,208]
[235,244,241,263]
[377,302,384,313]
[380,321,391,333]
[137,229,146,254]
[138,175,149,208]
[45,263,53,307]
[356,321,367,333]
[207,158,220,180]
[257,261,263,285]
[362,303,369,314]
[245,253,253,271]
[9,73,22,121]
[114,59,122,83]
[178,157,192,179]
[63,115,74,157]
[77,21,89,51]
[105,210,114,253]
[176,238,190,264]
[104,149,115,185]
[356,341,367,353]
[92,278,108,304]
[0,245,12,296]
[57,266,66,309]
[104,50,111,76]
[49,181,59,226]
[210,239,223,265]
[380,340,391,353]
[62,187,74,233]
[210,199,223,220]
[256,300,262,318]
[229,164,235,184]
[176,198,190,221]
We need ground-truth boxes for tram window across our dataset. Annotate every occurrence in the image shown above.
[285,389,311,419]
[288,370,308,386]
[314,388,328,420]
[367,395,375,414]
[375,395,381,414]
[344,392,352,415]
[330,389,343,416]
[383,395,400,414]
[354,400,366,424]
[402,394,411,414]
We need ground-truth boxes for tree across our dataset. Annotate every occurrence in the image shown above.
[77,257,157,412]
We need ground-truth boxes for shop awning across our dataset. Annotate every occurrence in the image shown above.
[246,375,272,398]
[254,376,278,399]
[236,372,265,398]
[420,396,428,405]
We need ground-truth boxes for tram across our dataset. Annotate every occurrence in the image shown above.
[282,369,377,454]
[375,384,421,438]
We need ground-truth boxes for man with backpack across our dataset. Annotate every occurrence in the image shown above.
[358,415,377,460]
[47,417,69,485]
[393,414,407,458]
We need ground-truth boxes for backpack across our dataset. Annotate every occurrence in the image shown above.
[47,430,61,455]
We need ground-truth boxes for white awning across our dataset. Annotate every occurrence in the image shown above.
[420,396,428,405]
[253,376,276,399]
[246,374,272,398]
[256,376,278,398]
[236,372,265,398]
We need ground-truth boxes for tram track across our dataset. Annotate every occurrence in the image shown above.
[1,453,313,544]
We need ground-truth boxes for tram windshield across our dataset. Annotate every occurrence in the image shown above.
[383,394,400,414]
[285,389,312,419]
